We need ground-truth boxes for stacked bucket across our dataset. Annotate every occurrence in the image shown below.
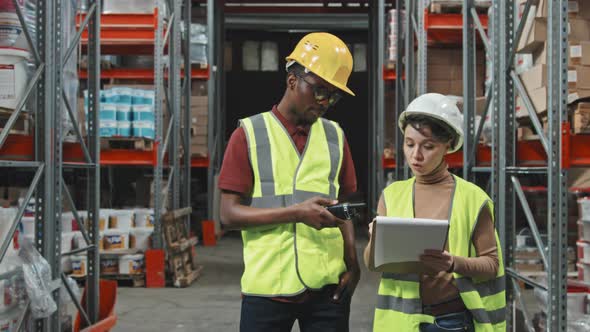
[577,196,590,282]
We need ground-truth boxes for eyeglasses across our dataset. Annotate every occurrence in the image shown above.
[295,73,343,107]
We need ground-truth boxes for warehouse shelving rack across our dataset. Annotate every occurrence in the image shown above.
[492,1,570,331]
[0,0,102,330]
[74,0,207,248]
[0,0,206,329]
[378,0,582,330]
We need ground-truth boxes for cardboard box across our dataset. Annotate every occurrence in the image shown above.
[519,18,590,54]
[190,144,207,157]
[519,0,589,19]
[517,17,546,53]
[191,80,207,96]
[569,66,590,90]
[192,135,207,145]
[191,124,207,136]
[427,80,452,95]
[569,18,590,42]
[449,80,464,96]
[190,96,208,116]
[570,42,590,66]
[519,64,547,93]
[191,114,208,126]
[573,102,590,134]
[456,96,487,116]
[428,48,463,66]
[533,42,590,66]
[516,86,590,115]
[427,65,456,81]
[569,167,590,188]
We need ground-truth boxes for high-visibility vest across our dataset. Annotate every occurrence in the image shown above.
[239,111,347,296]
[373,175,506,332]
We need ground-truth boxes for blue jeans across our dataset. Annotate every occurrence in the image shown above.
[420,311,474,332]
[240,289,350,332]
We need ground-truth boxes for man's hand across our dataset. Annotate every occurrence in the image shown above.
[292,197,347,230]
[419,249,455,274]
[333,268,360,302]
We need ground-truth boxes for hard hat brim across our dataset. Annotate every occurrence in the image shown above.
[398,110,464,154]
[285,57,355,96]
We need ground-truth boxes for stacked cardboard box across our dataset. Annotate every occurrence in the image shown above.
[427,48,486,97]
[515,0,590,137]
[573,102,590,134]
[189,96,208,157]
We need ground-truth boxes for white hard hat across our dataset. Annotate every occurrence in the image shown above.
[398,93,464,153]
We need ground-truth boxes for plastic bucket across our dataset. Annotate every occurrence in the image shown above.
[103,229,129,250]
[130,227,153,250]
[0,47,29,110]
[119,254,144,275]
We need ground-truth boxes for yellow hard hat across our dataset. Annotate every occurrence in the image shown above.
[286,32,355,96]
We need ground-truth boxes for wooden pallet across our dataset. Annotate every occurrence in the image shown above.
[166,237,198,254]
[100,137,154,151]
[172,265,203,288]
[429,0,491,14]
[101,273,145,287]
[0,109,30,135]
[162,207,202,288]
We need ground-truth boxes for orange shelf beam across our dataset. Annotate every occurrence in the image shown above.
[383,68,406,81]
[425,13,489,45]
[0,135,34,161]
[191,156,209,168]
[79,67,210,80]
[382,135,590,169]
[77,12,161,55]
[63,141,210,168]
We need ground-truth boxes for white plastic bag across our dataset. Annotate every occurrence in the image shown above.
[18,240,57,319]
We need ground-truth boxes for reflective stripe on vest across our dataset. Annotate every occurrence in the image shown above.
[239,111,346,296]
[373,176,506,332]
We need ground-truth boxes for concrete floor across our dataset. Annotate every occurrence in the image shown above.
[113,232,381,331]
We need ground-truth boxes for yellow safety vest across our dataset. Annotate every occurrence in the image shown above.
[239,111,347,296]
[373,175,506,332]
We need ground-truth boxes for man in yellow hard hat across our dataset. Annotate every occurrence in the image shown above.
[218,32,359,331]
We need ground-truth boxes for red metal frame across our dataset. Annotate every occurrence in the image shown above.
[79,67,210,80]
[64,144,209,168]
[382,134,590,169]
[77,12,161,55]
[383,68,406,81]
[191,157,209,168]
[0,135,34,161]
[425,13,488,45]
[223,6,369,14]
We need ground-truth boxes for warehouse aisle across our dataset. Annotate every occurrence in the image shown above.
[114,233,379,331]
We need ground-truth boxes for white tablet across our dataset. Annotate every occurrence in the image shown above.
[374,216,449,268]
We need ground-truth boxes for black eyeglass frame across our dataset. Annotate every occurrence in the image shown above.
[294,72,343,107]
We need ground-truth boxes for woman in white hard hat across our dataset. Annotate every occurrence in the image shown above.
[364,93,506,332]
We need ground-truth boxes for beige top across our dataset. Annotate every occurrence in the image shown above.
[364,162,499,305]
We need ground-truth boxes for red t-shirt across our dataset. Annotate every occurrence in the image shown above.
[218,106,357,196]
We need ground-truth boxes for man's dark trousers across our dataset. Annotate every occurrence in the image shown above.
[240,287,351,332]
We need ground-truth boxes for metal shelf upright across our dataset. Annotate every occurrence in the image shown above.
[155,0,195,247]
[206,0,224,222]
[374,0,427,210]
